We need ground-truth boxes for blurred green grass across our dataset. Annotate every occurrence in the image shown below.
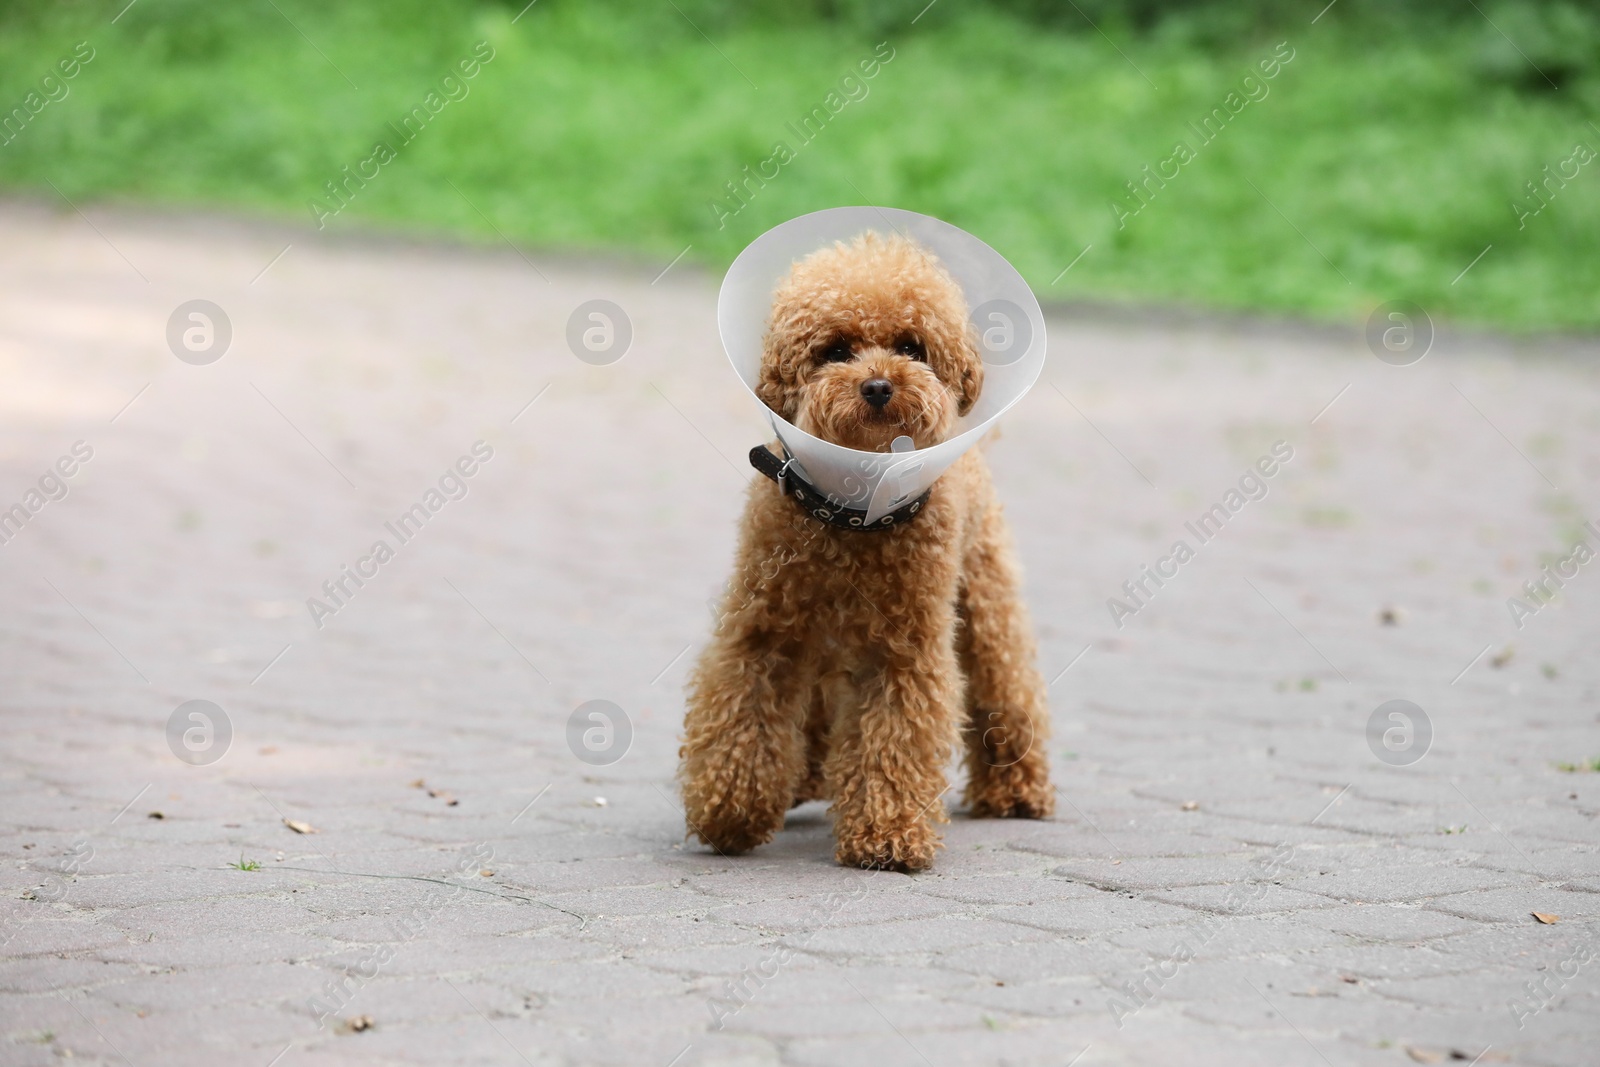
[1,0,1597,329]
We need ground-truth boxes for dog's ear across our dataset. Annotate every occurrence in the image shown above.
[755,331,801,420]
[953,328,984,417]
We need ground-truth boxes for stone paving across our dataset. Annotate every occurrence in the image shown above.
[1,201,1598,1066]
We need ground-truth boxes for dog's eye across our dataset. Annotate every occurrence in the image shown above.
[819,340,854,363]
[895,338,926,361]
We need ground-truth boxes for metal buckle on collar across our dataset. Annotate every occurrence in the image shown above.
[748,442,930,533]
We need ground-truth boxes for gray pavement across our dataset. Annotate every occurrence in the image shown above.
[1,201,1598,1066]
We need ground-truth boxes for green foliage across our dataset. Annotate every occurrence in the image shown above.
[0,0,1595,328]
[1469,2,1600,91]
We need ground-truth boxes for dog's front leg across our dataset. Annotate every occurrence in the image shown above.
[825,609,961,872]
[680,626,811,855]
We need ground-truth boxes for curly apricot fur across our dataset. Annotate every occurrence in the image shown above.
[679,232,1052,872]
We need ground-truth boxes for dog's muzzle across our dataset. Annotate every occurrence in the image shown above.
[749,443,931,532]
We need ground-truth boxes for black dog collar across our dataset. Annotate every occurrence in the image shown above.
[749,444,931,532]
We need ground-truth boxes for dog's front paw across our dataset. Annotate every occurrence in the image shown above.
[834,822,940,873]
[683,792,783,856]
[682,772,792,855]
[685,815,779,856]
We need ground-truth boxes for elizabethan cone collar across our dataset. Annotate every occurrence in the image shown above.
[719,207,1047,524]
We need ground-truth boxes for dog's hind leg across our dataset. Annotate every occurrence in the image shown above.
[790,684,832,807]
[957,505,1055,819]
[680,627,813,855]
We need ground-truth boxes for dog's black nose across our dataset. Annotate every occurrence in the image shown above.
[860,378,893,408]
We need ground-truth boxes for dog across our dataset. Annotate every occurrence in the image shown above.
[679,231,1053,872]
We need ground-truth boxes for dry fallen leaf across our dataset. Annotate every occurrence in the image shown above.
[339,1014,375,1033]
[259,745,279,755]
[147,811,165,820]
[1181,800,1199,811]
[1405,1046,1444,1064]
[1532,912,1560,925]
[283,818,318,835]
[409,778,426,789]
[1490,644,1515,669]
[479,869,494,877]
